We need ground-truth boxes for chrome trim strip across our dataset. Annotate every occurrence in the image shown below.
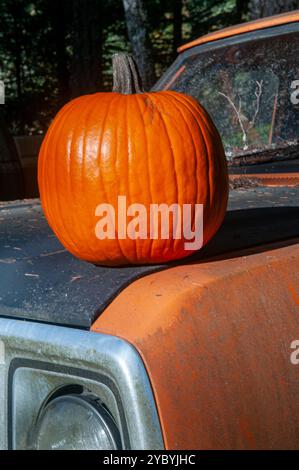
[0,317,164,450]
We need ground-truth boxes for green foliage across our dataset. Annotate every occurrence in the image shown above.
[0,0,248,134]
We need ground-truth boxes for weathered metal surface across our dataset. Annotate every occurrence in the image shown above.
[92,241,299,449]
[178,10,299,52]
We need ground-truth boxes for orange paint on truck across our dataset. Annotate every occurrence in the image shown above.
[92,241,299,449]
[178,10,299,52]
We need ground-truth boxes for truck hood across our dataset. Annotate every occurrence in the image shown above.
[0,186,299,328]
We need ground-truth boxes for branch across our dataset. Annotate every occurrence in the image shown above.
[248,80,263,130]
[218,91,248,149]
[218,80,264,151]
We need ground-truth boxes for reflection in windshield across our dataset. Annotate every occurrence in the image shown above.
[163,31,299,161]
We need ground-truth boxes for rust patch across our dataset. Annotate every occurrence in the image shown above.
[239,416,256,448]
[289,284,299,306]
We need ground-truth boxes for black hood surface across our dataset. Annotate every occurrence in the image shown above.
[0,200,165,328]
[1,187,299,329]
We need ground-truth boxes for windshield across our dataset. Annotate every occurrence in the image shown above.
[156,27,299,163]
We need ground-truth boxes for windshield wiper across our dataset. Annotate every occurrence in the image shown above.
[228,141,299,167]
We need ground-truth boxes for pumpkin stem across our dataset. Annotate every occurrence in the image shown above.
[112,53,144,94]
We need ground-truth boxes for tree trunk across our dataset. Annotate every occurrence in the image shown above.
[173,0,183,57]
[70,0,103,97]
[11,5,22,99]
[122,0,156,90]
[248,0,299,19]
[51,0,70,103]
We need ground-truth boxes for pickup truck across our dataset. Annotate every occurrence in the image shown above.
[0,10,299,450]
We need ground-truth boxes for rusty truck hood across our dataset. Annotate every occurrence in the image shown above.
[0,186,299,329]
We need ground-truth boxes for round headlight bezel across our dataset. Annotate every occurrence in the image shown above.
[31,391,122,450]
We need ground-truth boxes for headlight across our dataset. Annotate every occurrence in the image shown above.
[2,318,164,450]
[31,393,122,450]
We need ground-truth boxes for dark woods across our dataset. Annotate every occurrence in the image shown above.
[0,0,298,135]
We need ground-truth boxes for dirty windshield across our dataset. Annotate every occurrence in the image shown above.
[159,29,299,163]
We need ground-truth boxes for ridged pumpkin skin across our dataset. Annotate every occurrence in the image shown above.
[38,89,228,266]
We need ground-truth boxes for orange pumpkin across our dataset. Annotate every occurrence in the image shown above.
[38,54,228,266]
